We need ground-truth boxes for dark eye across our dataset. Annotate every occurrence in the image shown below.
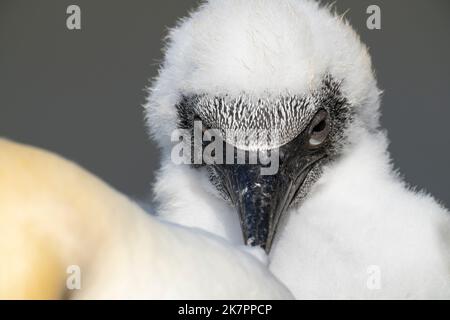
[308,110,330,147]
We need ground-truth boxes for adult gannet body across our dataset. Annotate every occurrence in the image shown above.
[145,0,450,298]
[0,138,292,299]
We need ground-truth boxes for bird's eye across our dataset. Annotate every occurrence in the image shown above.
[308,110,330,147]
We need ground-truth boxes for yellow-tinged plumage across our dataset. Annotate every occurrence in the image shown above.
[0,138,132,298]
[0,138,292,299]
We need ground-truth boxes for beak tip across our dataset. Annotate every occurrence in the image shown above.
[244,236,272,254]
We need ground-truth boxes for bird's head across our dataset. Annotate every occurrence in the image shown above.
[145,0,381,253]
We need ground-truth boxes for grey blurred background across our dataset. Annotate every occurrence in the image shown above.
[0,0,449,207]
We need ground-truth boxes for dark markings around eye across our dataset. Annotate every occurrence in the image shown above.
[174,74,352,202]
[175,74,349,137]
[174,74,351,162]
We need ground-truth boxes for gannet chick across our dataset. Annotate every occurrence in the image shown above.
[145,0,450,298]
[0,138,292,299]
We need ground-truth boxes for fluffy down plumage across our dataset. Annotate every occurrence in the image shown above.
[145,0,450,299]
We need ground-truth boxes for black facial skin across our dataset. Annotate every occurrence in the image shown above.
[175,75,351,252]
[211,118,329,252]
